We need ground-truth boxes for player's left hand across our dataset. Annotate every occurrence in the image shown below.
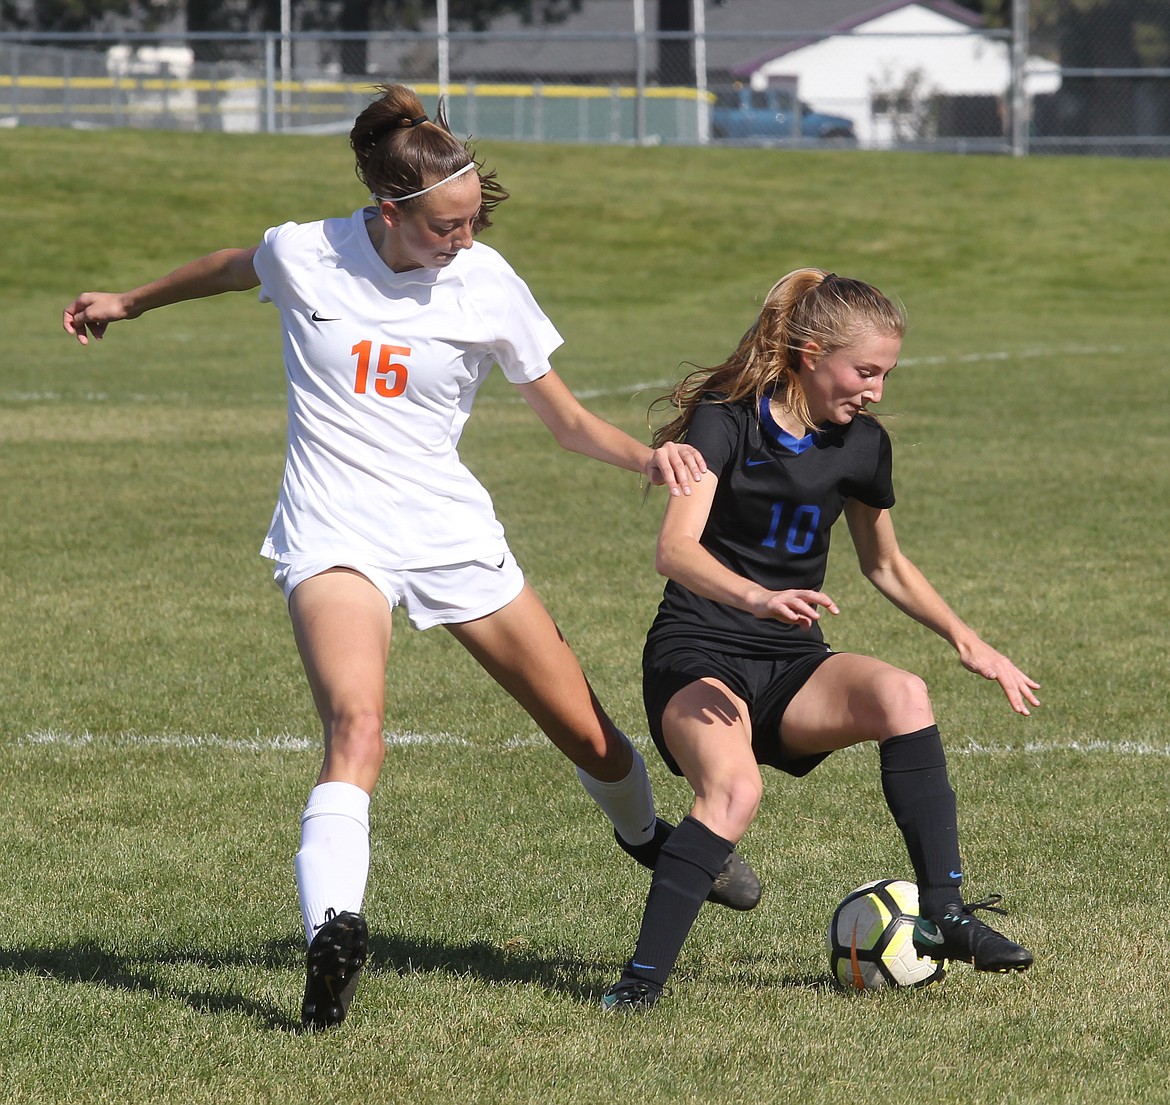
[645,442,707,496]
[958,640,1041,716]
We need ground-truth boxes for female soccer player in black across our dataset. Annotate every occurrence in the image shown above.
[602,268,1039,1011]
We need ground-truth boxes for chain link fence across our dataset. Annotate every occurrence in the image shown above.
[1,16,1166,156]
[1027,14,1170,155]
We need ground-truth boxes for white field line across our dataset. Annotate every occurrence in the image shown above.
[500,345,1127,403]
[959,739,1170,757]
[0,391,262,403]
[17,728,469,753]
[561,346,1127,400]
[0,346,1126,406]
[13,728,1170,758]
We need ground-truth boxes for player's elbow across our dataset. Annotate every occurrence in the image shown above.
[654,534,692,578]
[540,408,590,455]
[654,543,676,579]
[857,551,899,589]
[225,248,261,292]
[549,422,584,454]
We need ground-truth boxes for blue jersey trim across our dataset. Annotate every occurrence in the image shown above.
[758,394,816,454]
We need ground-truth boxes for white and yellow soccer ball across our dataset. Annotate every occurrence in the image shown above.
[826,879,946,991]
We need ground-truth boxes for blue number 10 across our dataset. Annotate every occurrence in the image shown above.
[762,502,821,554]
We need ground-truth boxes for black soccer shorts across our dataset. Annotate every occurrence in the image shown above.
[642,639,835,777]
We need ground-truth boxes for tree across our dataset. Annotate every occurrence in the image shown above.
[9,0,584,77]
[942,0,1170,140]
[295,0,582,75]
[8,0,580,39]
[657,0,692,85]
[2,0,168,32]
[1027,0,1170,139]
[972,0,1169,63]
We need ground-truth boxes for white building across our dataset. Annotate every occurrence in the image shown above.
[734,1,1060,147]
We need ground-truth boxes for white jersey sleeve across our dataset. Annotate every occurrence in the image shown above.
[458,250,564,384]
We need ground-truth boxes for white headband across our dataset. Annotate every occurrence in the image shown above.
[374,162,477,204]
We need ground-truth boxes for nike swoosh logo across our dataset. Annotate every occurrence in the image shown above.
[631,960,657,971]
[745,457,772,467]
[948,871,963,880]
[640,818,657,834]
[311,310,341,322]
[916,925,946,946]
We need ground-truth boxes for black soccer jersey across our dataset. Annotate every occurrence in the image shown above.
[647,394,895,658]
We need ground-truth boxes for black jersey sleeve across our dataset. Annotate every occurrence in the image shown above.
[842,417,896,510]
[681,399,741,481]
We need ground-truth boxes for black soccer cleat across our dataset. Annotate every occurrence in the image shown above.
[914,896,1033,973]
[600,974,664,1013]
[710,851,762,912]
[614,818,762,911]
[301,908,370,1031]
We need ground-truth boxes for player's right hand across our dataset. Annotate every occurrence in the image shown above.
[753,588,839,630]
[63,292,131,345]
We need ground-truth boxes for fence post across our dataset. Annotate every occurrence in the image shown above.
[437,0,450,101]
[634,0,647,145]
[1011,0,1030,156]
[262,33,275,133]
[280,0,290,124]
[110,46,122,128]
[17,43,26,125]
[692,0,709,144]
[62,46,71,124]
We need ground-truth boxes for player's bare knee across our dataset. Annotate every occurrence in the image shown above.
[728,775,763,832]
[327,710,386,770]
[699,775,762,841]
[552,715,632,780]
[874,669,933,732]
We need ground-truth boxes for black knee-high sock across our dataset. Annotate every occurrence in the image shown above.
[879,726,963,920]
[624,816,734,988]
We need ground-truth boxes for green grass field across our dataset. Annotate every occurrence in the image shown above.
[2,127,1169,1104]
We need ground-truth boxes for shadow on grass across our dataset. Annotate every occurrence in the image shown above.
[0,930,611,1030]
[715,964,841,994]
[0,939,303,1031]
[368,931,606,1002]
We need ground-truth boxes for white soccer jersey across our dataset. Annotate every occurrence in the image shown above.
[253,207,563,569]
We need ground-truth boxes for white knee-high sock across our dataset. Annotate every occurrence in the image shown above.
[294,781,371,945]
[575,738,657,846]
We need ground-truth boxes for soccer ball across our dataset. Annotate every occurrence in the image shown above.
[826,879,946,991]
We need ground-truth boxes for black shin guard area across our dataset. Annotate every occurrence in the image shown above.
[626,816,734,987]
[879,727,963,920]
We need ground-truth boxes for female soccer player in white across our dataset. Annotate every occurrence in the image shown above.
[62,84,757,1030]
[602,269,1039,1011]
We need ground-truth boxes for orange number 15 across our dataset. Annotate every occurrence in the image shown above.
[352,340,410,398]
